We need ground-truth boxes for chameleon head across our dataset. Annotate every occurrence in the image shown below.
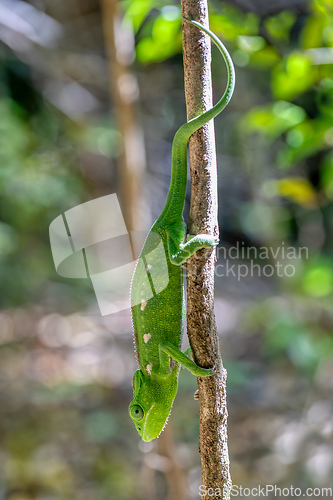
[129,378,178,442]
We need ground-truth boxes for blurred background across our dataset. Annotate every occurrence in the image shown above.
[0,0,333,498]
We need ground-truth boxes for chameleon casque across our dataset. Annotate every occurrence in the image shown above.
[129,19,235,442]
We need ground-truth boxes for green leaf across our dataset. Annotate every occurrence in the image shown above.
[301,13,327,49]
[272,52,318,100]
[242,101,306,139]
[136,13,182,63]
[312,0,333,17]
[210,8,259,40]
[264,11,297,42]
[122,0,154,33]
[303,261,333,297]
[249,45,281,67]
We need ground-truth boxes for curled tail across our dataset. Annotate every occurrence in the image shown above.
[159,19,235,224]
[177,18,235,140]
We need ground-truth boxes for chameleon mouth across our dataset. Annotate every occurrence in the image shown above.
[143,403,155,442]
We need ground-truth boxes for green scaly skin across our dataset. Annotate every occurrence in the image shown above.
[129,19,235,442]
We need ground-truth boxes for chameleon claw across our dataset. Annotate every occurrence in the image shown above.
[186,234,219,249]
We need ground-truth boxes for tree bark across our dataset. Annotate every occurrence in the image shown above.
[180,1,231,498]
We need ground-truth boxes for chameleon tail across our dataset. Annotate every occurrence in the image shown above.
[177,18,235,140]
[159,19,235,224]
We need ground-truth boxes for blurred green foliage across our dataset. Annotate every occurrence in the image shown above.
[0,95,88,306]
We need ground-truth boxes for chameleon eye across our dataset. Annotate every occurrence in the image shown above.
[130,404,144,421]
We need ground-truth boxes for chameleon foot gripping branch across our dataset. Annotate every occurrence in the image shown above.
[129,19,235,442]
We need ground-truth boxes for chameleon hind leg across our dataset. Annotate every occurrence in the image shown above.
[159,341,214,377]
[167,226,218,265]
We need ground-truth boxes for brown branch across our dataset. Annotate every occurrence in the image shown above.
[158,426,189,500]
[181,0,231,498]
[100,0,146,231]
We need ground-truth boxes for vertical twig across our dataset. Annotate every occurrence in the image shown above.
[158,426,189,500]
[180,1,231,498]
[100,0,146,231]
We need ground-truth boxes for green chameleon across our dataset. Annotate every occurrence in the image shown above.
[129,19,235,442]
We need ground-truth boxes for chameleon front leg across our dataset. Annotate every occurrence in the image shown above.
[180,346,195,373]
[159,340,214,377]
[182,349,203,400]
[132,369,144,393]
[167,228,218,265]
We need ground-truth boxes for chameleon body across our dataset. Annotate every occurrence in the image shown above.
[129,19,235,442]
